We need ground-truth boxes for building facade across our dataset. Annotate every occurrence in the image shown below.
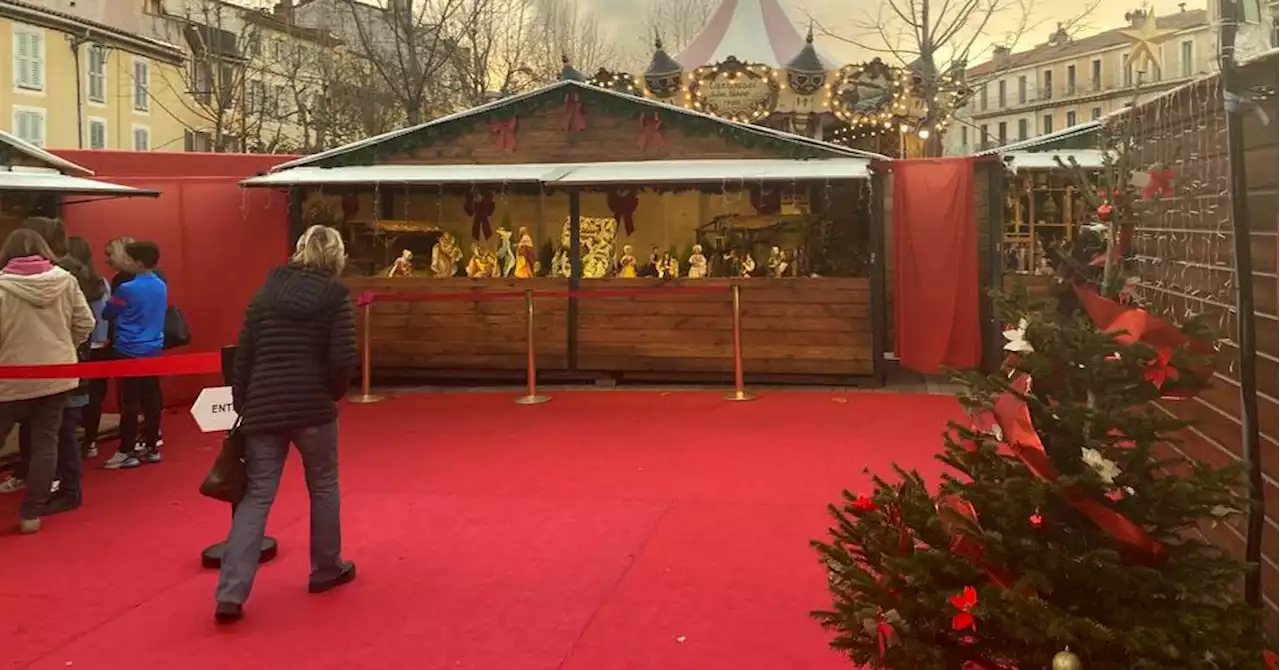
[0,0,190,152]
[946,8,1216,155]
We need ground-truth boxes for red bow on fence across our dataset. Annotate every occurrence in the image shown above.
[606,189,638,235]
[488,118,518,153]
[1142,166,1175,199]
[463,190,496,240]
[637,113,665,151]
[562,93,586,133]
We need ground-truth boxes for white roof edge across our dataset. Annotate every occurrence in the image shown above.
[0,169,157,195]
[269,80,889,173]
[244,158,874,188]
[0,130,93,176]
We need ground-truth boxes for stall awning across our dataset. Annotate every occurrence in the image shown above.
[549,159,872,185]
[241,158,873,188]
[0,168,159,196]
[1003,150,1107,172]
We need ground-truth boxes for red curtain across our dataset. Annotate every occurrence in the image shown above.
[892,158,982,374]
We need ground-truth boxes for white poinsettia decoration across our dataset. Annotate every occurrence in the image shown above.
[1081,447,1122,484]
[1004,318,1033,353]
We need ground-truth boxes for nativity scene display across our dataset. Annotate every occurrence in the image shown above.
[314,183,873,281]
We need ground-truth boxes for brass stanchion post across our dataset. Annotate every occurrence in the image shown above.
[514,288,551,405]
[348,302,383,404]
[724,284,756,402]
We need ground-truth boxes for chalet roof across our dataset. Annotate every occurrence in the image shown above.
[269,79,887,173]
[976,121,1103,155]
[675,0,836,69]
[0,129,94,176]
[966,9,1207,78]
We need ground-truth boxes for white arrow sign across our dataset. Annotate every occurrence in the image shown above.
[191,386,238,433]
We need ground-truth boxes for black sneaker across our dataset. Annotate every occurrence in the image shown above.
[214,601,243,625]
[308,561,357,594]
[45,493,82,516]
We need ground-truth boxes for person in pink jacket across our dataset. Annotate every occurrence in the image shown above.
[0,229,94,534]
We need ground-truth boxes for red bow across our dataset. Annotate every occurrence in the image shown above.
[875,615,894,657]
[562,93,586,132]
[637,113,665,151]
[937,494,1018,590]
[994,374,1169,565]
[606,189,638,235]
[1144,348,1180,389]
[488,118,518,153]
[1142,166,1174,199]
[949,586,978,631]
[463,190,496,240]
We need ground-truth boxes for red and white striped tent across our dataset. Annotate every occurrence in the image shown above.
[674,0,836,70]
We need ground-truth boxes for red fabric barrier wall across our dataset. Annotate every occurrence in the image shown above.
[891,157,982,374]
[51,150,295,407]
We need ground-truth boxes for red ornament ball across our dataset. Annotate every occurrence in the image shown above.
[1097,203,1113,221]
[1029,512,1044,528]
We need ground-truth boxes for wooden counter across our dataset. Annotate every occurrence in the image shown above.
[345,276,877,384]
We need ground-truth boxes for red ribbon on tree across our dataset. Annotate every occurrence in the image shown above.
[488,118,518,153]
[637,113,665,151]
[606,188,638,235]
[463,190,496,240]
[749,186,782,215]
[562,93,586,132]
[1073,283,1215,396]
[937,494,1019,590]
[1142,165,1175,199]
[994,373,1169,566]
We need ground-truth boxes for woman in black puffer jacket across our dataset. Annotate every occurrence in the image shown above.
[213,224,358,624]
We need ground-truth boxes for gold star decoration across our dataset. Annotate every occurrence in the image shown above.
[1118,11,1178,77]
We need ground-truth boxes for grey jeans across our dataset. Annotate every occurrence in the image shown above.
[0,392,67,521]
[215,420,344,605]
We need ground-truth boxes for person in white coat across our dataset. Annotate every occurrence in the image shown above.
[0,229,94,534]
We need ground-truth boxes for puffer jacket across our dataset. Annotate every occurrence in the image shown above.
[232,264,357,434]
[0,256,95,401]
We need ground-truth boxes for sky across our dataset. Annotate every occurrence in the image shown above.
[239,0,1203,68]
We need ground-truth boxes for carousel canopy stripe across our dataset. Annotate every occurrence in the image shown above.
[1002,150,1108,172]
[675,0,835,70]
[241,159,873,188]
[0,167,158,196]
[549,158,871,184]
[0,130,94,176]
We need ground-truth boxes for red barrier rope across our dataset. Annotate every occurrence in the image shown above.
[355,285,727,307]
[0,352,221,380]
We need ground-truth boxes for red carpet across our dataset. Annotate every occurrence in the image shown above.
[0,390,960,670]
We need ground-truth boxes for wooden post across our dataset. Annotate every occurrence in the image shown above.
[348,303,382,404]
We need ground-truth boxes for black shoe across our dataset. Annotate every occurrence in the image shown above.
[214,601,243,625]
[45,493,82,516]
[308,561,356,594]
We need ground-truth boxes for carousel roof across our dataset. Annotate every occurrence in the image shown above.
[675,0,836,70]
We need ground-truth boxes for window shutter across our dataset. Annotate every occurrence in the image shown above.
[30,33,43,89]
[15,32,30,87]
[16,113,29,142]
[35,115,44,147]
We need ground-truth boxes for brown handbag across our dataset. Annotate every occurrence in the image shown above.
[199,421,247,504]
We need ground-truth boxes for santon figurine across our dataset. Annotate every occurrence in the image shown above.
[466,243,500,278]
[687,244,707,278]
[617,244,638,278]
[740,253,756,278]
[431,232,463,278]
[387,249,414,278]
[496,225,515,277]
[766,246,788,278]
[514,226,537,278]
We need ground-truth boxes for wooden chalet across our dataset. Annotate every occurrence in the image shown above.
[244,78,890,385]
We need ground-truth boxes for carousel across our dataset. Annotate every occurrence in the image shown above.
[576,0,968,157]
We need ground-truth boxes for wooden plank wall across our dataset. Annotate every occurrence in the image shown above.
[346,278,570,376]
[1124,57,1279,619]
[576,278,873,380]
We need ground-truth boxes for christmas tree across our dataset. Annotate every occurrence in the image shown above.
[813,118,1275,668]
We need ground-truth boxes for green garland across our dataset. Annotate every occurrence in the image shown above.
[315,84,843,168]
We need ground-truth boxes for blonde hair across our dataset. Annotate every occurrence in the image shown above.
[105,237,135,271]
[291,225,346,276]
